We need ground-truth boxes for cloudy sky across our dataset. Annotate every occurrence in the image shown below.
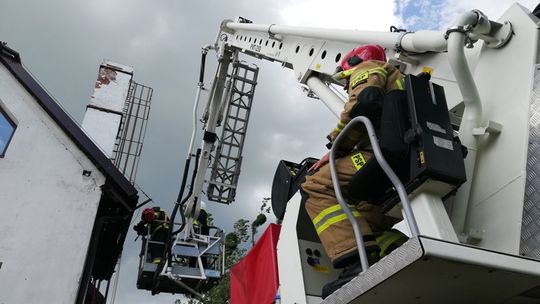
[1,0,538,303]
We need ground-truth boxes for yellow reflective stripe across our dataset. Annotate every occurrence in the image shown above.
[313,203,356,225]
[350,71,369,86]
[376,230,406,256]
[368,67,388,80]
[341,69,356,77]
[333,67,357,80]
[334,121,346,133]
[350,67,388,89]
[369,67,388,75]
[395,79,404,90]
[313,204,343,225]
[335,66,388,81]
[152,222,169,234]
[316,211,361,234]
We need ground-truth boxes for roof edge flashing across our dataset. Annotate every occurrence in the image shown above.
[102,60,134,75]
[0,42,21,63]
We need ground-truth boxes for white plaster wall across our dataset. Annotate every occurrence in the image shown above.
[0,64,107,304]
[82,108,122,157]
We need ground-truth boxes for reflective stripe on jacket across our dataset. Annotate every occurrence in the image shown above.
[150,210,170,236]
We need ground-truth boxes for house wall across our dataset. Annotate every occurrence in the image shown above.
[0,64,106,304]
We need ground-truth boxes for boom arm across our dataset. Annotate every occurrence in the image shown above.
[180,9,513,242]
[212,13,512,238]
[218,19,449,84]
[156,9,520,298]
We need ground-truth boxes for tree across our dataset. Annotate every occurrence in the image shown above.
[250,197,270,247]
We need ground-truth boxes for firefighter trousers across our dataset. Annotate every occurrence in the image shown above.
[302,150,396,265]
[149,228,167,263]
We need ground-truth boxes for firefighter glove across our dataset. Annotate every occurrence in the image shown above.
[133,221,147,236]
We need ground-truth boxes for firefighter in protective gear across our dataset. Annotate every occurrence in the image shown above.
[193,201,210,236]
[301,44,407,298]
[134,207,170,264]
[192,201,210,268]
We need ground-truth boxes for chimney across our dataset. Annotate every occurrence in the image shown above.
[82,60,133,158]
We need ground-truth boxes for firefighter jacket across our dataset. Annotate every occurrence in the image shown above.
[149,209,170,237]
[328,60,404,156]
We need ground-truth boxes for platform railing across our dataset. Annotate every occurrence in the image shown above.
[328,116,420,273]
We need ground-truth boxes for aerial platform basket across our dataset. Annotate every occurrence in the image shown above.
[322,236,540,304]
[137,262,219,294]
[136,231,224,295]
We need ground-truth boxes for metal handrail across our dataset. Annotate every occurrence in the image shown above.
[329,116,420,273]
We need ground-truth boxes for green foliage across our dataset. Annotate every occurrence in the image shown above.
[224,233,239,256]
[250,213,267,247]
[233,219,250,244]
[261,197,271,214]
[191,275,231,304]
[249,197,271,247]
[252,213,267,228]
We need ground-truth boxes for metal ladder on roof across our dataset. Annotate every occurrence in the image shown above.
[207,61,259,204]
[111,80,152,183]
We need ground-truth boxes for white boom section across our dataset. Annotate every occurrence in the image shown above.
[460,4,539,253]
[179,48,233,239]
[220,20,448,84]
[306,77,345,117]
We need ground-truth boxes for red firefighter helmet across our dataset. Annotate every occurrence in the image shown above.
[142,208,155,223]
[340,45,387,71]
